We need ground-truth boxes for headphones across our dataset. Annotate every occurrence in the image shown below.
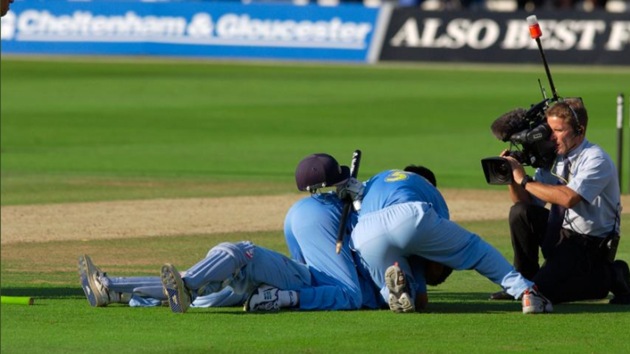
[556,97,584,137]
[567,105,583,136]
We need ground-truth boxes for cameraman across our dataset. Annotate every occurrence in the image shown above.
[493,98,629,305]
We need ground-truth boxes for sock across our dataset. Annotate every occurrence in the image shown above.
[119,293,132,304]
[277,290,299,308]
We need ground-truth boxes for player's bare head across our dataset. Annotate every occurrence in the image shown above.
[404,165,437,187]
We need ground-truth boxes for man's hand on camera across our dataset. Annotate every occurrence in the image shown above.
[503,156,526,185]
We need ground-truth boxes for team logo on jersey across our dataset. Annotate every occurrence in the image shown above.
[384,171,408,182]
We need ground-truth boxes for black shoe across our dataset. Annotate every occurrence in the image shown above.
[609,260,630,305]
[489,290,515,301]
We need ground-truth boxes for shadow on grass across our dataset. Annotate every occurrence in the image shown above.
[2,288,628,314]
[427,292,630,314]
[1,287,84,298]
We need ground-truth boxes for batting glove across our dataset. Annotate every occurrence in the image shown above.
[336,177,364,212]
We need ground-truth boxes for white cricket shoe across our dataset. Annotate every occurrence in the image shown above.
[522,286,553,314]
[78,255,118,307]
[161,263,191,314]
[385,263,415,313]
[244,284,280,312]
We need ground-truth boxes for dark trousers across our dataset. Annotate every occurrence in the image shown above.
[508,202,612,304]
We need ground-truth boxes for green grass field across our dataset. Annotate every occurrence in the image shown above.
[2,58,629,204]
[2,57,630,353]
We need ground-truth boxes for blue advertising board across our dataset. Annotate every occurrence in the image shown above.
[1,1,388,63]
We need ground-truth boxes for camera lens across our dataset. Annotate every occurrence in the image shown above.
[490,161,512,184]
[481,157,513,185]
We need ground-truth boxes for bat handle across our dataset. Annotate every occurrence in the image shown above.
[335,149,361,255]
[335,203,352,254]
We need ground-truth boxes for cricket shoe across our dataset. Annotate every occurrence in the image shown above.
[161,263,191,314]
[385,263,415,313]
[522,286,553,314]
[244,284,280,312]
[78,255,118,307]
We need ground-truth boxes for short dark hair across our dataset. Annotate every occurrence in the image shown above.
[403,165,437,187]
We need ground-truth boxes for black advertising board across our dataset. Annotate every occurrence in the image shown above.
[379,9,630,65]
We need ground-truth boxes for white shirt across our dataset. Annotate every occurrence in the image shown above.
[534,139,621,237]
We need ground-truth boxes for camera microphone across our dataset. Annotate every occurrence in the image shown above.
[490,108,527,142]
[527,15,560,101]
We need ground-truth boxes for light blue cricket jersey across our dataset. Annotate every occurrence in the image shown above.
[284,193,355,264]
[360,170,450,220]
[284,193,383,310]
